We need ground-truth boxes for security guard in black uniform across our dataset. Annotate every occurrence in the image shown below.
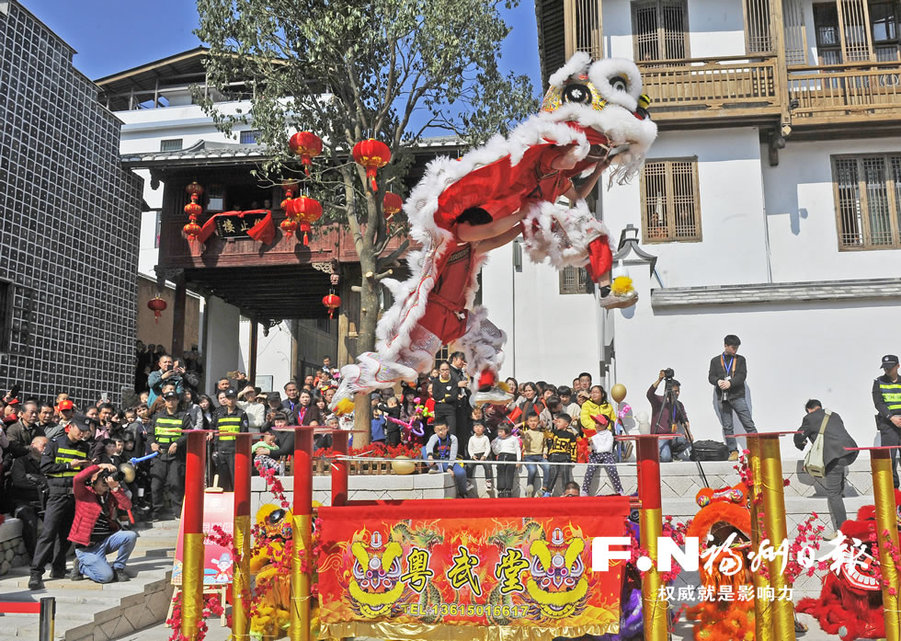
[148,390,190,520]
[211,387,248,492]
[874,354,901,487]
[29,415,93,590]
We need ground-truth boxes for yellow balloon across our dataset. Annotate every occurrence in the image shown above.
[610,383,627,403]
[392,456,416,475]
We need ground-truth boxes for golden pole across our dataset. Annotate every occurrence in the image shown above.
[181,431,207,640]
[871,449,901,641]
[290,427,314,641]
[232,433,253,641]
[758,435,796,641]
[636,436,668,641]
[748,438,774,641]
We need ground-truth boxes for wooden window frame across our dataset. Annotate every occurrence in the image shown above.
[559,266,590,295]
[630,0,690,63]
[743,0,774,54]
[832,153,901,250]
[640,157,702,244]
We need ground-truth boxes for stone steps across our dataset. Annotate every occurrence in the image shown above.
[0,522,180,641]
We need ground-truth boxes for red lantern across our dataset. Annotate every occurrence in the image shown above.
[289,131,323,176]
[352,139,391,192]
[183,220,202,242]
[184,201,203,218]
[291,196,323,223]
[185,181,204,198]
[280,218,298,238]
[322,292,341,319]
[382,192,403,220]
[147,295,167,323]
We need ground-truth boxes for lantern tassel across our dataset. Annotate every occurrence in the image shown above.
[303,231,309,246]
[303,158,312,177]
[368,169,379,192]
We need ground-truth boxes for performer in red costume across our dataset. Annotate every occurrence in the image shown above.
[332,53,658,413]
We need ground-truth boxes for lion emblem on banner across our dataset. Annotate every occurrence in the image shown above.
[525,527,589,620]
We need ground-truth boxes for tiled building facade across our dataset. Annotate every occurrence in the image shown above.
[0,0,143,406]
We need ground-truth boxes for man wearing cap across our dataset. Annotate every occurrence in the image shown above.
[708,334,758,461]
[874,354,901,487]
[68,463,137,583]
[45,399,76,441]
[29,414,93,590]
[211,388,248,492]
[148,390,189,520]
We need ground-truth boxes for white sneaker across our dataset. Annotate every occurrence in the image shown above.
[465,482,475,494]
[526,483,533,497]
[471,386,513,407]
[599,290,638,309]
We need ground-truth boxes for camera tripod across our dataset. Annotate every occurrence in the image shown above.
[653,377,709,488]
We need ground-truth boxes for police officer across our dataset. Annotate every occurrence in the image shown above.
[874,354,901,487]
[29,415,93,590]
[148,390,189,520]
[211,388,248,492]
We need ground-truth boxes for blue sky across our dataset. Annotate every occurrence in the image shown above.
[20,0,542,91]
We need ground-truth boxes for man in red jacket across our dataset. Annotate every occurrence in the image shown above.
[68,463,137,583]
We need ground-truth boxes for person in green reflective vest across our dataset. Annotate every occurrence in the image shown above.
[148,390,189,520]
[874,354,901,487]
[211,387,248,492]
[28,414,93,590]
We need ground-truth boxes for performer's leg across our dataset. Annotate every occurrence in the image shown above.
[455,308,510,405]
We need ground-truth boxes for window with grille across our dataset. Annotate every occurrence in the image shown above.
[240,130,260,144]
[559,266,589,295]
[813,0,899,64]
[631,0,688,62]
[833,154,901,249]
[744,0,773,53]
[160,138,183,152]
[640,159,701,243]
[434,345,450,370]
[573,0,604,60]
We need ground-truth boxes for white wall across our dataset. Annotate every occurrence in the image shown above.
[604,0,747,60]
[238,319,293,392]
[763,137,901,282]
[480,241,604,385]
[204,295,242,396]
[603,127,770,287]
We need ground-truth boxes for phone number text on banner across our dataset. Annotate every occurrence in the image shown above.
[316,496,632,640]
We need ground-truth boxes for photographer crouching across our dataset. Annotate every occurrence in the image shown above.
[68,463,137,583]
[648,369,692,462]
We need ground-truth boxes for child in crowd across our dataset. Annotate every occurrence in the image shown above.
[491,423,521,498]
[466,422,494,494]
[544,414,578,497]
[253,435,280,473]
[422,420,470,497]
[581,416,624,495]
[521,413,548,497]
[371,406,387,444]
[379,396,402,446]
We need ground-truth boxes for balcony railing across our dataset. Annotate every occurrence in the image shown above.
[788,61,901,123]
[638,55,781,123]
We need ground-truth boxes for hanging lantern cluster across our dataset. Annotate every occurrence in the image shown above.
[382,191,403,221]
[183,181,204,242]
[288,195,323,246]
[352,139,391,191]
[322,290,341,319]
[147,294,167,323]
[289,131,323,177]
[280,182,300,238]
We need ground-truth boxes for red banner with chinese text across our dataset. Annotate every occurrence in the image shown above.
[317,496,632,640]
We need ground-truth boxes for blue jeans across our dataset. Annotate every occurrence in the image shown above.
[523,455,549,490]
[422,446,468,496]
[718,395,757,453]
[74,530,138,583]
[659,435,691,462]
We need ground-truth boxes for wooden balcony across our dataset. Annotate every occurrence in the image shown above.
[788,61,901,133]
[638,55,782,128]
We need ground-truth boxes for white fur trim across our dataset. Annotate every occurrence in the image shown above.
[588,58,643,113]
[548,51,591,88]
[521,200,611,269]
[539,103,657,160]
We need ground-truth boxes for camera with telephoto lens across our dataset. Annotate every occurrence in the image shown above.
[663,368,675,380]
[99,468,125,483]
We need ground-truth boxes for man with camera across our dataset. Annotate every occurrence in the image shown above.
[708,334,757,461]
[648,370,692,462]
[29,414,93,590]
[68,462,137,584]
[147,353,185,408]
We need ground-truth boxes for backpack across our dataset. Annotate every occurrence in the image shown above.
[690,440,730,461]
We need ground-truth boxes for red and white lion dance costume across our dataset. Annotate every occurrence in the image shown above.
[332,53,658,413]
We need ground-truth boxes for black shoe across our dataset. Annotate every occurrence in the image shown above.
[69,563,84,581]
[49,567,66,579]
[28,575,44,590]
[114,569,131,582]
